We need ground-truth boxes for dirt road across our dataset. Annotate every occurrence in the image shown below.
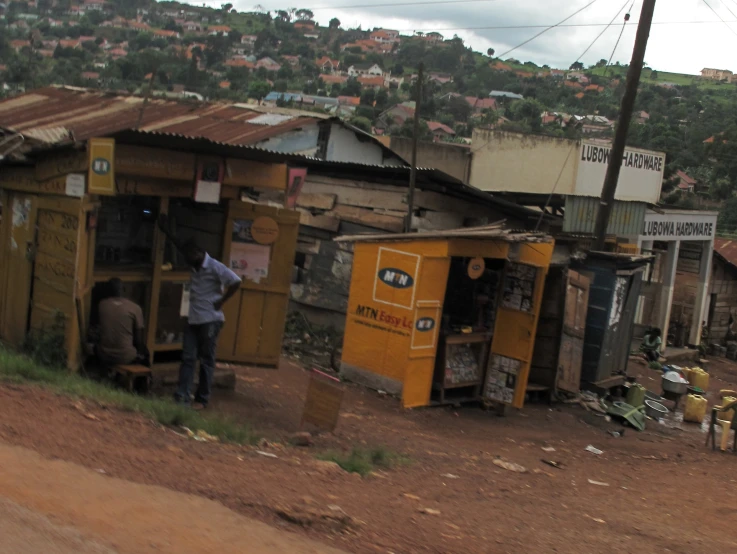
[0,442,346,554]
[0,357,737,553]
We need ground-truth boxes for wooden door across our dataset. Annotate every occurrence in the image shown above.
[218,201,299,367]
[0,193,37,347]
[30,196,86,369]
[556,270,590,394]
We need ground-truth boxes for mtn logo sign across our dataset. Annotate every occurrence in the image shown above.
[378,267,414,289]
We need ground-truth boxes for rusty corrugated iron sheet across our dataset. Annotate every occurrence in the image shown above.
[715,238,737,269]
[0,86,320,146]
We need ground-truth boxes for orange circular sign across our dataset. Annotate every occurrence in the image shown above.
[250,216,279,245]
[468,257,485,280]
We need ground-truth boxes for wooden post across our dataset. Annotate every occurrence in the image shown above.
[592,0,656,250]
[405,62,423,233]
[146,196,169,365]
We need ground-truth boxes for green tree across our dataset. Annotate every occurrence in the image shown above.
[446,95,472,122]
[360,88,375,106]
[249,80,271,100]
[569,61,584,71]
[397,118,431,140]
[350,116,372,133]
[487,48,495,57]
[329,17,341,29]
[295,9,314,20]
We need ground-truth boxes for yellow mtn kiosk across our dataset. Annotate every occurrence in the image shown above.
[338,228,554,409]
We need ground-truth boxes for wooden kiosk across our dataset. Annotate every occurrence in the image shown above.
[0,134,300,374]
[338,228,554,409]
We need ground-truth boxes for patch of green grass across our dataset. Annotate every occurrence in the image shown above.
[317,446,409,476]
[0,347,259,445]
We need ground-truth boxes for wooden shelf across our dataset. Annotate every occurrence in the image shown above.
[160,271,191,282]
[445,332,492,345]
[153,342,183,352]
[443,380,482,390]
[93,270,152,283]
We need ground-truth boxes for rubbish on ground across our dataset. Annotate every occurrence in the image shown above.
[541,446,556,452]
[607,430,624,438]
[256,450,278,458]
[493,459,528,473]
[403,493,421,500]
[606,401,646,431]
[290,432,313,447]
[441,473,460,479]
[541,459,564,470]
[585,515,606,524]
[585,445,603,455]
[588,479,610,487]
[84,412,99,421]
[419,508,441,515]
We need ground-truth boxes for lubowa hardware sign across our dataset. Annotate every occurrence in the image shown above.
[640,211,718,241]
[575,141,665,204]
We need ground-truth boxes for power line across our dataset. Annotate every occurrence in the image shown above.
[396,20,737,32]
[716,0,737,23]
[604,0,636,75]
[702,0,737,37]
[498,0,601,58]
[311,0,501,10]
[574,0,630,65]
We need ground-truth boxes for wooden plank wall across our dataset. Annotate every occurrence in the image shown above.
[709,257,737,342]
[280,175,520,325]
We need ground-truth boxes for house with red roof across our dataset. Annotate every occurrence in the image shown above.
[564,80,584,90]
[109,48,128,59]
[585,84,605,93]
[316,56,340,73]
[256,57,281,71]
[465,96,497,113]
[219,80,231,90]
[338,96,361,106]
[675,170,698,193]
[128,20,151,31]
[208,25,231,36]
[357,75,386,89]
[319,73,348,86]
[225,59,255,70]
[427,121,455,141]
[81,71,100,81]
[636,111,650,124]
[370,29,400,43]
[154,29,180,39]
[59,39,81,49]
[10,40,31,52]
[294,20,316,31]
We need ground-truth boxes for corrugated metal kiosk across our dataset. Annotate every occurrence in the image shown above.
[0,132,300,373]
[571,252,652,390]
[338,227,554,409]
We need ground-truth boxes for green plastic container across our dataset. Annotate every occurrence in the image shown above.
[626,384,647,408]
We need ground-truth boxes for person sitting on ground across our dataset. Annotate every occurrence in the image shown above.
[96,278,147,368]
[640,327,662,363]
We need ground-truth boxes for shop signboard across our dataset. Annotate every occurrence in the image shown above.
[640,210,718,241]
[575,141,665,204]
[87,138,115,195]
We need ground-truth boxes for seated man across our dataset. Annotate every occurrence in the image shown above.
[96,278,147,368]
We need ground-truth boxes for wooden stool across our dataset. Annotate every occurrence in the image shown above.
[115,365,152,394]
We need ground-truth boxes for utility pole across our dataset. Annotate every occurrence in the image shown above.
[405,62,424,233]
[592,0,656,250]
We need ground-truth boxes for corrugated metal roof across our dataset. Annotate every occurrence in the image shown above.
[0,86,320,146]
[715,238,737,269]
[563,196,646,239]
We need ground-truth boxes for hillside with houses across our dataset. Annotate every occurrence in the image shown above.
[4,0,737,213]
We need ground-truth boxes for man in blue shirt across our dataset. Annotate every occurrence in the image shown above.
[158,215,242,409]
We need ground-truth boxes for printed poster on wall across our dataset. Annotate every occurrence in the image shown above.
[230,218,271,283]
[501,263,538,314]
[483,354,521,405]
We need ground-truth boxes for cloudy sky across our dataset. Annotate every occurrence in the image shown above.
[182,0,737,74]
